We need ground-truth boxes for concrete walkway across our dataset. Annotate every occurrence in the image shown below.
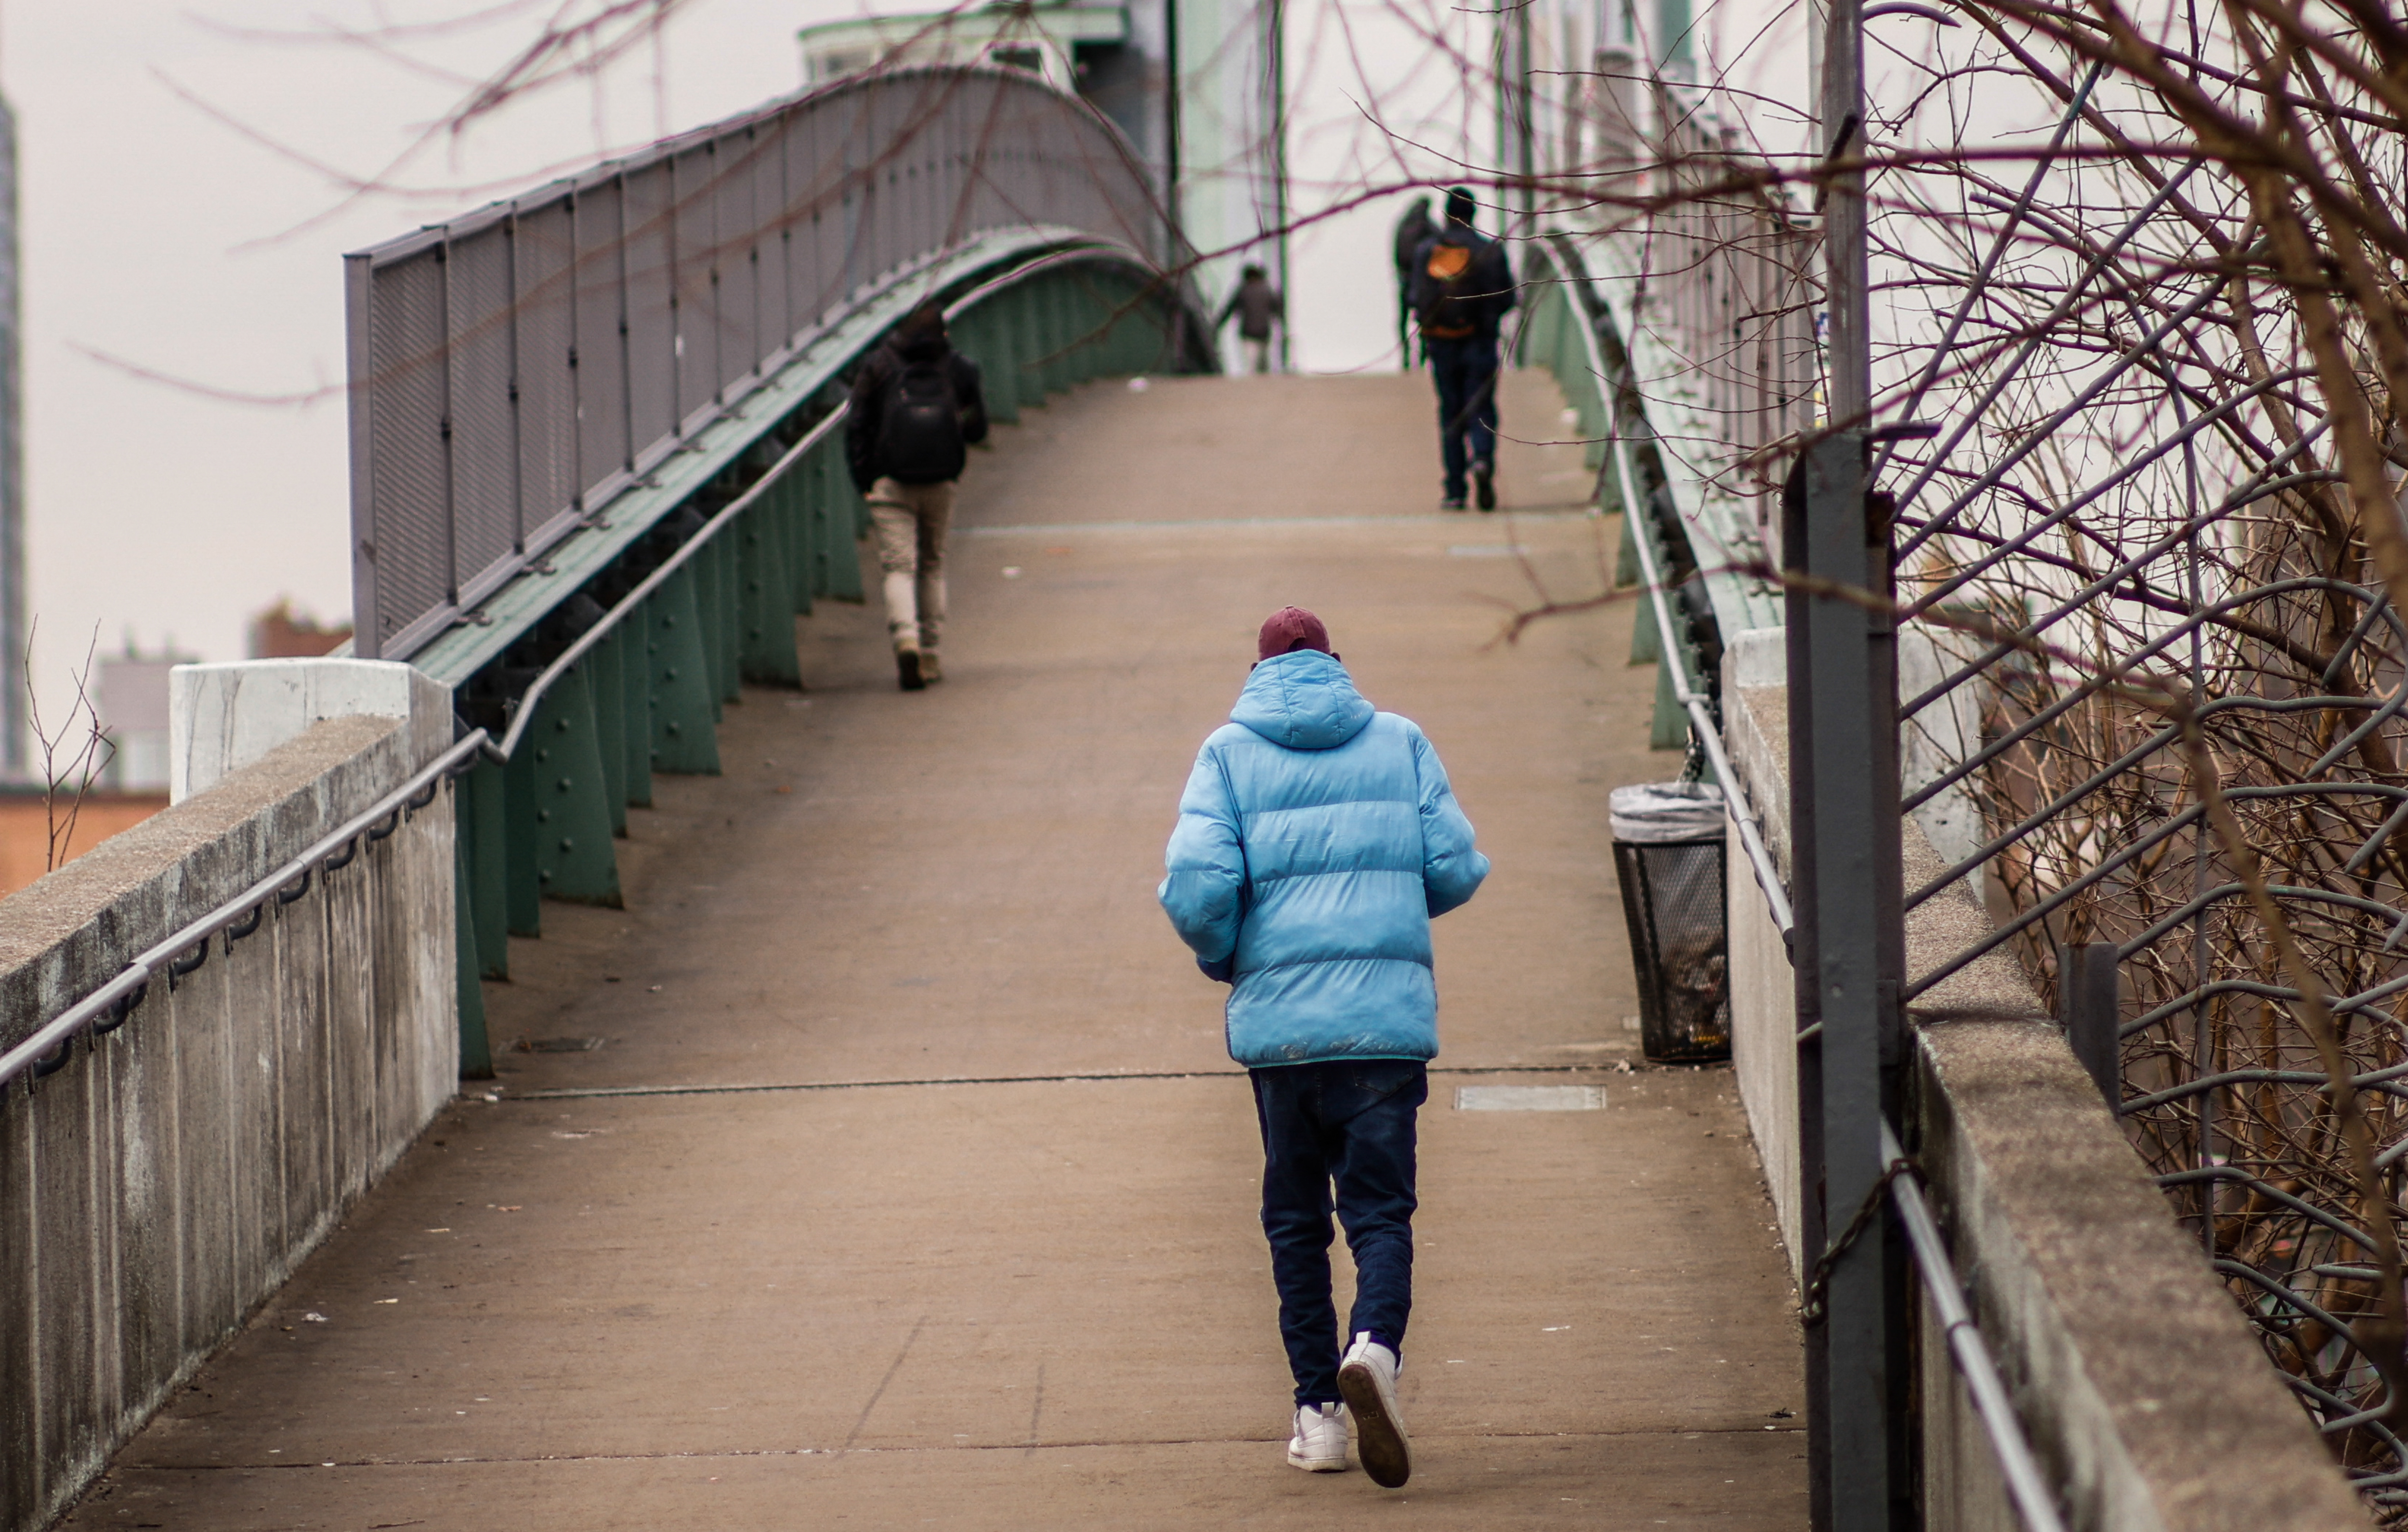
[60,371,1805,1530]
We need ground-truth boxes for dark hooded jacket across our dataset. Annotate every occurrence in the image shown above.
[845,332,989,491]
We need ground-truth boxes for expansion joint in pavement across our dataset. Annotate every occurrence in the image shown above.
[506,1064,1605,1101]
[132,1424,1807,1473]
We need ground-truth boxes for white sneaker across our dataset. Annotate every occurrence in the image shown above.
[1337,1332,1411,1487]
[1286,1401,1349,1471]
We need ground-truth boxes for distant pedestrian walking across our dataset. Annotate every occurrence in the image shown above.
[1389,196,1436,367]
[1158,606,1490,1490]
[846,301,989,691]
[1216,264,1286,374]
[1409,188,1516,511]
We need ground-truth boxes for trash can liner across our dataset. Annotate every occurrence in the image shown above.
[1610,781,1730,1064]
[1609,781,1727,843]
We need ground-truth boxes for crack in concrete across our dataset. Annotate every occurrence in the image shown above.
[842,1315,928,1453]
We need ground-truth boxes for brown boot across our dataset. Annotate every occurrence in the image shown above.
[895,648,925,692]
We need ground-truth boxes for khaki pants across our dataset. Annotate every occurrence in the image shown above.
[866,476,953,655]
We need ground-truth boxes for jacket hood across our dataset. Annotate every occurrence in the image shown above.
[1230,650,1375,750]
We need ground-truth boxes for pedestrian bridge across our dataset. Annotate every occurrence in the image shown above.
[0,64,2379,1532]
[40,367,1807,1530]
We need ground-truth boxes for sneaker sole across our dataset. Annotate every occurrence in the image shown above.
[1286,1450,1350,1472]
[1337,1364,1411,1488]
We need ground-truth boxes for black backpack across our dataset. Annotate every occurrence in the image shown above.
[877,358,967,483]
[1414,236,1483,340]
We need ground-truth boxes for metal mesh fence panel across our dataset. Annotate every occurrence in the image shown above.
[350,66,1172,660]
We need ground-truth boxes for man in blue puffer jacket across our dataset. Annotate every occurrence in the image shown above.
[1159,606,1489,1490]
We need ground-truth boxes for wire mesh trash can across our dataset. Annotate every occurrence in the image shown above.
[1610,782,1730,1063]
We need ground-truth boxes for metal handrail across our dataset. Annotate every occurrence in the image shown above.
[1548,235,1793,937]
[0,729,489,1093]
[1882,1119,2071,1532]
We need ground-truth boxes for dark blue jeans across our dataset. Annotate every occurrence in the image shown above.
[1427,336,1500,498]
[1250,1059,1427,1405]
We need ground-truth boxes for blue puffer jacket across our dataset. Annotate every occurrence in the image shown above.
[1159,650,1490,1067]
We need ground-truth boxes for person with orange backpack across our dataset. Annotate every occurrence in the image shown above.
[1408,188,1516,511]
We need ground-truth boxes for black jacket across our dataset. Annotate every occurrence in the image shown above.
[1408,228,1517,344]
[845,338,989,490]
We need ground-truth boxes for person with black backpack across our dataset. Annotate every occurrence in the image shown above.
[1408,188,1517,511]
[846,301,989,690]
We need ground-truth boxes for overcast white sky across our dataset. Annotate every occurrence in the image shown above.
[4,0,1799,697]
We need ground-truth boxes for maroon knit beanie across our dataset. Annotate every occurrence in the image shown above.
[1257,606,1332,661]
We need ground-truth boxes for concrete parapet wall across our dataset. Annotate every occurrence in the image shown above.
[169,657,450,805]
[1719,662,2366,1528]
[0,716,457,1532]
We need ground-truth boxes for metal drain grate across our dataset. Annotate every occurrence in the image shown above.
[515,1036,607,1054]
[1454,1085,1605,1112]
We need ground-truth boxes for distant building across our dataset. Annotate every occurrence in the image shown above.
[0,92,26,782]
[796,0,1289,374]
[798,4,1119,97]
[99,645,196,794]
[249,600,352,659]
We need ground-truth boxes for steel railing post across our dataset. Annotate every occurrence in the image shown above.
[1804,0,1912,1511]
[1793,430,1911,1532]
[2058,941,2122,1113]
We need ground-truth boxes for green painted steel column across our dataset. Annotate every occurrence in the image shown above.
[806,452,837,602]
[528,661,623,905]
[831,456,869,601]
[1017,283,1049,410]
[649,564,722,773]
[1649,643,1688,750]
[715,531,744,704]
[502,730,542,938]
[742,494,802,685]
[691,524,729,719]
[455,809,494,1080]
[784,472,817,615]
[1042,277,1072,395]
[992,298,1027,419]
[461,758,510,977]
[965,307,1018,424]
[621,597,655,807]
[590,624,629,836]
